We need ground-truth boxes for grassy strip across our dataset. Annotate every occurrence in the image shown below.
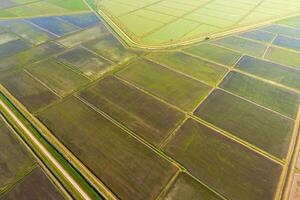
[0,92,104,200]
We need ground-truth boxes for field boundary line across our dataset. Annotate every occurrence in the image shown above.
[217,88,294,121]
[0,85,117,200]
[0,114,72,200]
[23,69,62,98]
[281,104,300,200]
[0,97,91,200]
[75,94,228,200]
[155,170,181,200]
[114,75,284,165]
[181,50,300,95]
[75,94,185,170]
[159,117,188,149]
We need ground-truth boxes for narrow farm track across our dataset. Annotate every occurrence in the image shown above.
[0,99,91,200]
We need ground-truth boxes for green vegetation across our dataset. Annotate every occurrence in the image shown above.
[194,89,294,159]
[220,71,300,118]
[162,173,221,200]
[235,55,300,91]
[0,71,59,112]
[95,0,300,48]
[79,76,185,146]
[26,58,89,96]
[265,47,300,69]
[213,36,268,57]
[0,117,34,192]
[38,96,178,200]
[147,51,228,86]
[165,119,282,200]
[0,0,90,18]
[184,43,242,66]
[118,59,212,111]
[2,168,64,200]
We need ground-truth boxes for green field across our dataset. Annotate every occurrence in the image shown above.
[0,4,300,200]
[79,76,185,146]
[38,96,178,200]
[147,51,227,86]
[195,89,294,159]
[92,0,300,48]
[165,119,282,200]
[220,71,300,118]
[26,58,89,97]
[118,59,212,111]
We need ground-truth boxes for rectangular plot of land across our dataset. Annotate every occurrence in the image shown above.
[28,16,80,36]
[277,15,300,29]
[57,47,113,78]
[265,47,300,70]
[0,42,65,72]
[239,30,276,43]
[79,76,185,146]
[118,59,212,111]
[262,25,300,39]
[58,13,100,28]
[147,52,228,86]
[273,35,300,52]
[57,24,108,48]
[0,118,35,190]
[118,14,164,37]
[162,172,221,200]
[84,35,138,63]
[194,89,294,159]
[2,168,64,200]
[213,36,268,57]
[0,39,31,59]
[164,119,282,200]
[184,43,242,66]
[38,97,177,200]
[0,71,59,112]
[235,55,300,91]
[0,32,19,45]
[220,71,300,118]
[26,58,89,96]
[0,19,57,45]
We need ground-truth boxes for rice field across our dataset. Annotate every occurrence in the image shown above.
[0,2,300,200]
[93,0,300,48]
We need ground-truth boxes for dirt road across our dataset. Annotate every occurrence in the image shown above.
[0,99,92,200]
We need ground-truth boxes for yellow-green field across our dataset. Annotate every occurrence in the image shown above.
[94,0,300,48]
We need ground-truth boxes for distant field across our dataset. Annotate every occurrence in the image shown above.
[94,0,300,48]
[0,0,90,18]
